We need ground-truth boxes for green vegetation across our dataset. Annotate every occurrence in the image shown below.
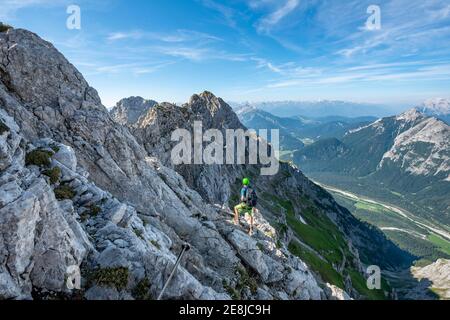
[276,239,282,249]
[309,171,449,231]
[54,184,75,200]
[275,223,288,237]
[265,192,389,299]
[428,234,450,256]
[267,193,349,266]
[0,22,12,33]
[223,281,240,300]
[331,191,450,265]
[89,205,101,216]
[43,167,61,184]
[91,267,129,290]
[223,266,258,300]
[132,278,152,300]
[354,201,390,214]
[236,266,258,294]
[348,269,388,300]
[0,120,9,135]
[256,242,264,251]
[80,205,101,222]
[134,228,144,239]
[25,149,54,167]
[49,143,60,153]
[150,240,161,250]
[288,241,344,288]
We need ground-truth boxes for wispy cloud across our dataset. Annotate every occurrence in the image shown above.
[199,0,237,28]
[266,62,450,89]
[84,61,176,76]
[333,0,450,58]
[0,0,69,20]
[107,29,222,43]
[256,0,300,33]
[153,45,250,62]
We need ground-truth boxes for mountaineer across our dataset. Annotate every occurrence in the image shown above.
[234,178,258,235]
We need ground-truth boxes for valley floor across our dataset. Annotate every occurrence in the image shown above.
[311,180,450,300]
[314,181,450,242]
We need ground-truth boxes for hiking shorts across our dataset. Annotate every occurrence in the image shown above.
[235,202,253,216]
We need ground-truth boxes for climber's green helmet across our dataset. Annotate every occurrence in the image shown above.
[242,178,250,186]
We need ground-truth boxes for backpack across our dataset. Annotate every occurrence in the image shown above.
[245,187,258,207]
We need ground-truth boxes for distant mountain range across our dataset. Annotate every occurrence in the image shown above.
[237,105,376,152]
[232,100,400,118]
[294,107,450,228]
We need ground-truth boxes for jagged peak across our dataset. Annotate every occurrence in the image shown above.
[188,90,224,106]
[111,96,158,125]
[235,103,258,116]
[396,108,424,122]
[116,96,157,106]
[186,91,234,116]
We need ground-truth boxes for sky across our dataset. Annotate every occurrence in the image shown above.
[1,0,450,108]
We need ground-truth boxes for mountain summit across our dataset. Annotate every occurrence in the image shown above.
[110,96,158,126]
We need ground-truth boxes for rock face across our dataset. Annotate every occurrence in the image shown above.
[412,259,450,300]
[110,97,157,126]
[0,28,330,300]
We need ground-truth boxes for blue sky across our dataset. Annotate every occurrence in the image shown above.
[1,0,450,108]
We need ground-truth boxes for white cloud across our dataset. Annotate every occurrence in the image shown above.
[107,29,222,43]
[0,0,69,20]
[256,0,300,33]
[265,62,450,89]
[86,61,175,76]
[199,0,237,28]
[154,45,250,62]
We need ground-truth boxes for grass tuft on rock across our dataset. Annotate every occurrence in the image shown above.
[236,266,258,294]
[92,267,129,290]
[0,22,12,33]
[132,278,153,300]
[49,143,60,153]
[224,266,258,300]
[223,280,241,300]
[150,240,161,250]
[80,205,101,222]
[43,167,61,184]
[54,184,75,200]
[25,149,54,167]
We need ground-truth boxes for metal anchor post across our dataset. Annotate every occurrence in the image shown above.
[157,243,191,300]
